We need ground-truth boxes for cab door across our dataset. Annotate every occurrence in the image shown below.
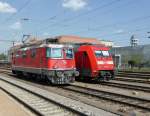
[80,51,91,76]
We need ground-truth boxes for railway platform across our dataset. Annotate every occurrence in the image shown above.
[0,89,34,116]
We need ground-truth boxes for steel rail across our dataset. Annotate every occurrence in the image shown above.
[0,78,86,116]
[63,84,150,111]
[102,81,150,92]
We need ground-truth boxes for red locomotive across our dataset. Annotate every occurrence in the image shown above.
[11,38,79,84]
[75,44,115,81]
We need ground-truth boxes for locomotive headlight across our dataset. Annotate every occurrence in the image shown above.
[74,71,79,76]
[97,61,104,64]
[107,61,113,64]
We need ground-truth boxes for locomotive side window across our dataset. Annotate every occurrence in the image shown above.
[46,48,51,57]
[65,48,73,59]
[15,52,20,58]
[22,51,27,58]
[31,49,36,58]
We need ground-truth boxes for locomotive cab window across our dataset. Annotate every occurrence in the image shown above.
[46,47,62,58]
[102,51,109,57]
[65,48,73,59]
[95,51,103,57]
[95,50,110,57]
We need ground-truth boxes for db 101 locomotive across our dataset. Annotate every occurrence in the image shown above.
[11,39,79,84]
[75,44,115,81]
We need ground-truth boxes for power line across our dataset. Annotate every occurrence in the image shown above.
[0,40,19,42]
[35,0,121,33]
[3,0,32,24]
[59,0,136,34]
[95,26,150,39]
[73,14,150,35]
[62,0,136,31]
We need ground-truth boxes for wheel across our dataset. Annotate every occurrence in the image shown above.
[46,76,52,84]
[16,71,23,77]
[12,70,16,74]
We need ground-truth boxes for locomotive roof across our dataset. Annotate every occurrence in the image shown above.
[10,43,73,53]
[20,44,73,51]
[9,35,102,53]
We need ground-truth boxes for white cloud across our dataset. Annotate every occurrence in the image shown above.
[0,1,17,13]
[62,0,87,11]
[10,21,22,30]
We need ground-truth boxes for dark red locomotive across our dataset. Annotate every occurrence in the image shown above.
[11,38,79,84]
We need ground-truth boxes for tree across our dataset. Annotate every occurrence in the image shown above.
[128,60,136,69]
[130,54,143,66]
[128,54,143,70]
[0,53,7,60]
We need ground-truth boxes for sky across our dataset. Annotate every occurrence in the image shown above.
[0,0,150,53]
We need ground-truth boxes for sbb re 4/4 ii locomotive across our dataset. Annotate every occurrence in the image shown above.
[11,38,79,84]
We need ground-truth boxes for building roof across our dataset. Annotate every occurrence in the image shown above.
[51,35,102,44]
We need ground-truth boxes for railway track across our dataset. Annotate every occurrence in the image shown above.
[64,84,150,112]
[117,71,150,80]
[101,81,150,93]
[1,68,150,93]
[119,70,150,74]
[0,79,83,116]
[115,77,150,84]
[0,75,117,116]
[1,67,150,84]
[0,71,150,115]
[0,68,150,114]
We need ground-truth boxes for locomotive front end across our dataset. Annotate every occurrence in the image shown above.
[94,48,115,81]
[45,45,79,84]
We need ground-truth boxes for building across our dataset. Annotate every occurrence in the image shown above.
[130,35,138,47]
[112,44,150,69]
